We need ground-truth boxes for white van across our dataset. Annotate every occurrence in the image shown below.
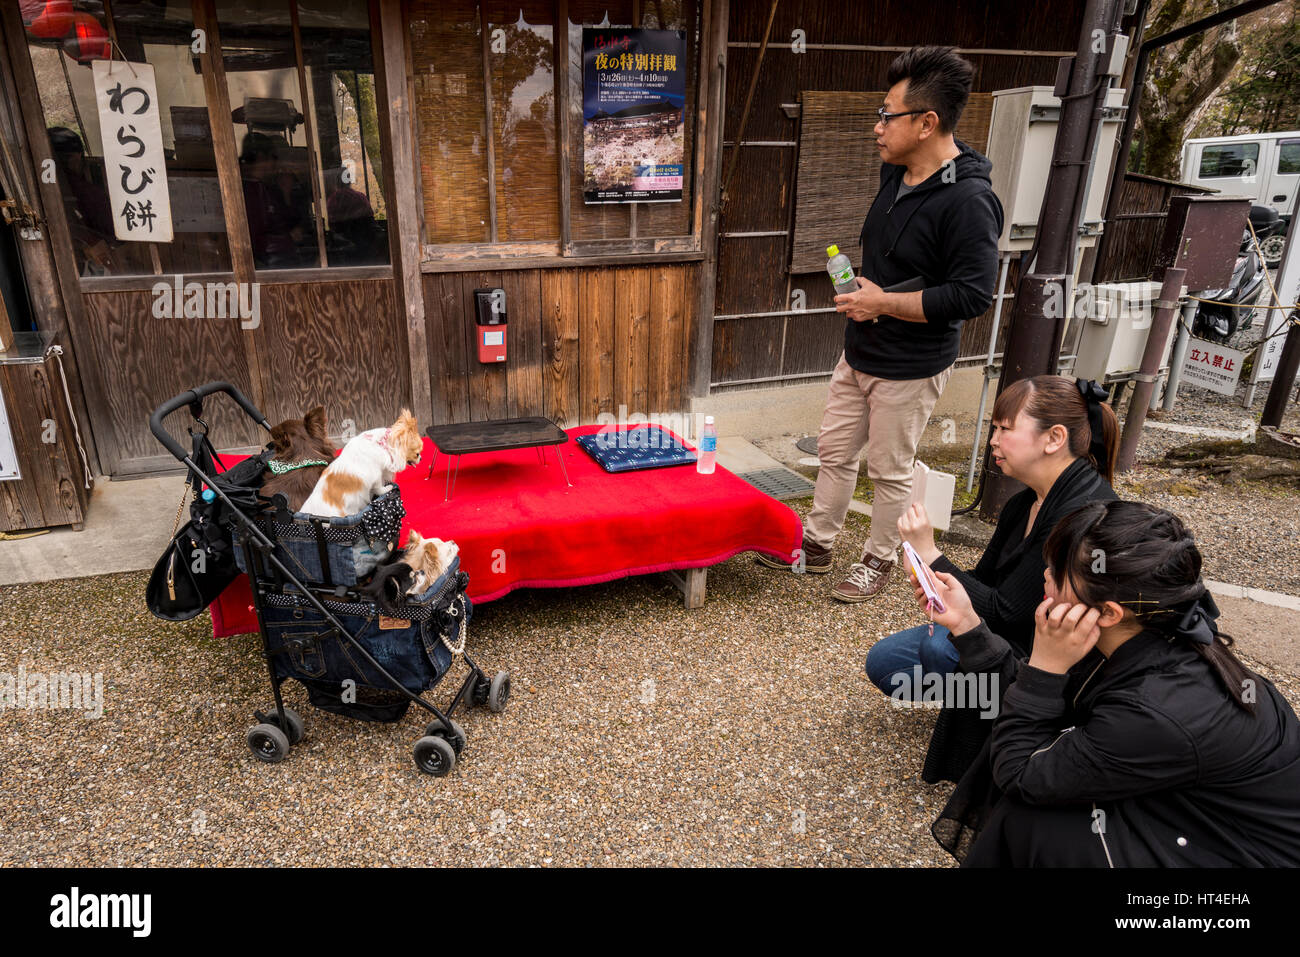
[1180,131,1299,221]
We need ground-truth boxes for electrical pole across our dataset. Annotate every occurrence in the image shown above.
[981,0,1127,521]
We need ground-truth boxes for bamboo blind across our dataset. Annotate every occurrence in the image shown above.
[789,91,993,274]
[489,1,560,241]
[410,0,492,244]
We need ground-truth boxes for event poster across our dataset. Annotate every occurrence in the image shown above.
[582,28,686,204]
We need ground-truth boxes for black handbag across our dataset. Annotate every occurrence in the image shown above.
[145,425,242,621]
[146,517,238,621]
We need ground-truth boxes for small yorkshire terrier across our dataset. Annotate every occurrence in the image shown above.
[359,531,459,614]
[260,406,336,513]
[301,409,424,518]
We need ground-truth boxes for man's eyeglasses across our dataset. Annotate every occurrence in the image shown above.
[876,107,928,125]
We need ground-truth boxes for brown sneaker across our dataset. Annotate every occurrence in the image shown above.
[831,555,893,602]
[755,536,833,574]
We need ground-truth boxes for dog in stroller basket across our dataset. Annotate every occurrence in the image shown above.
[260,405,336,512]
[361,530,460,616]
[147,382,510,777]
[300,408,423,517]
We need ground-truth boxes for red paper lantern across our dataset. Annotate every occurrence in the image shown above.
[62,12,112,64]
[20,0,75,39]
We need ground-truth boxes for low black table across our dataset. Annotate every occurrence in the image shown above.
[425,417,572,500]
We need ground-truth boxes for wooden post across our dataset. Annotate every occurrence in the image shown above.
[480,8,499,244]
[0,1,111,474]
[371,0,434,429]
[554,0,573,251]
[192,0,269,413]
[688,0,727,398]
[666,566,708,609]
[289,0,330,268]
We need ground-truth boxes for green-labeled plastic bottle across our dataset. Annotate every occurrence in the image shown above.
[826,244,857,295]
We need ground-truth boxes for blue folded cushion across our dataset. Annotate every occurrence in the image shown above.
[575,426,699,473]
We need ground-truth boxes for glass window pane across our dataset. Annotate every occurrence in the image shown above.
[635,0,697,238]
[24,0,233,277]
[569,1,633,240]
[410,0,492,244]
[488,1,559,242]
[1199,142,1259,178]
[216,0,323,269]
[297,0,390,265]
[569,1,697,240]
[1278,141,1300,176]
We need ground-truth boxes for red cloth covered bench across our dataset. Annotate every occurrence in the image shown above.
[210,424,802,638]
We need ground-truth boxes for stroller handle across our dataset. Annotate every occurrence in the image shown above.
[150,381,271,462]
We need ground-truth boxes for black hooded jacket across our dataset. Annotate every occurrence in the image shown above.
[850,139,1003,380]
[932,457,1117,656]
[921,457,1116,786]
[932,622,1300,867]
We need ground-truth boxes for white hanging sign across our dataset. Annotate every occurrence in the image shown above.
[92,60,173,243]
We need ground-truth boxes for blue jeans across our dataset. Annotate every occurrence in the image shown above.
[865,623,959,697]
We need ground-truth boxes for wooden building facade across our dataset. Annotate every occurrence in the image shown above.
[0,0,1103,480]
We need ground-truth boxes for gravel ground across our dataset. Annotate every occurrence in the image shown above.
[0,509,971,868]
[3,500,1298,866]
[2,362,1297,866]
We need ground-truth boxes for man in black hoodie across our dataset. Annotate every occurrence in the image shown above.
[761,47,1003,602]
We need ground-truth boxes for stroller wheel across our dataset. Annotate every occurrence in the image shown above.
[413,735,457,776]
[247,723,291,764]
[266,706,305,746]
[487,671,511,713]
[426,716,467,755]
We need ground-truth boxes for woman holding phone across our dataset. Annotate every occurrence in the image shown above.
[864,375,1118,781]
[912,500,1300,866]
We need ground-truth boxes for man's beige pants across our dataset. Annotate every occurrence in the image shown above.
[805,353,952,563]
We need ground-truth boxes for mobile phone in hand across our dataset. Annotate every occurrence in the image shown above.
[903,541,947,615]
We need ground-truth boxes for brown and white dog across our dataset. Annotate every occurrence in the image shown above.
[358,531,459,613]
[260,406,337,513]
[300,409,424,517]
[402,530,459,592]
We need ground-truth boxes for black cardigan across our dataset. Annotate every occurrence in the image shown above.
[922,457,1116,784]
[931,456,1117,656]
[931,622,1300,867]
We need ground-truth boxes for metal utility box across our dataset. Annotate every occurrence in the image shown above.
[474,287,507,363]
[1155,194,1251,289]
[1073,281,1185,383]
[986,85,1127,252]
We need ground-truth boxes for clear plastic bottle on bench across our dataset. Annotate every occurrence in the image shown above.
[697,416,717,474]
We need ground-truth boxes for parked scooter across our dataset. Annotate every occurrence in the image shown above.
[1191,205,1274,343]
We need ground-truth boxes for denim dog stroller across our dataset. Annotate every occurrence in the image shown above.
[148,382,509,776]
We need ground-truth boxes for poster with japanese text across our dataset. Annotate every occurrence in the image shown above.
[92,61,173,243]
[583,28,686,204]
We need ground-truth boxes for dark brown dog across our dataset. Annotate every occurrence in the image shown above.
[260,406,337,513]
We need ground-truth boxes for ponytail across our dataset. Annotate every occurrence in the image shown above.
[1092,399,1119,485]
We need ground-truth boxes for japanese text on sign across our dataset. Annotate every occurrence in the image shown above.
[1182,340,1245,396]
[92,61,173,243]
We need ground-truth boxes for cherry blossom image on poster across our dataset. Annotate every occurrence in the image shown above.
[582,28,686,204]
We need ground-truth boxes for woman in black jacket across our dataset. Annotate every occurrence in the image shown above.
[865,375,1118,781]
[918,500,1300,867]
